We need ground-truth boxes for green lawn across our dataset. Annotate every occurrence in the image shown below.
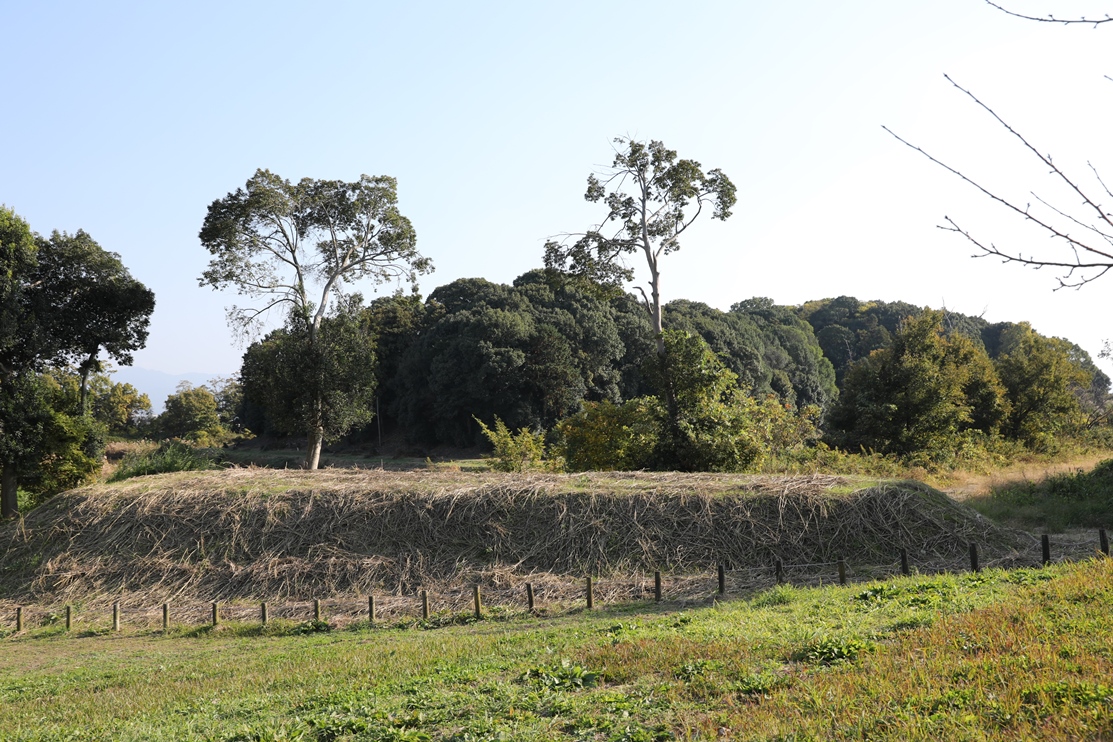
[2,559,1110,741]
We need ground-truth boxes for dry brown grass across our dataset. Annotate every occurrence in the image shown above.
[0,469,1033,610]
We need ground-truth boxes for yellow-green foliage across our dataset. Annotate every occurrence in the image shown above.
[555,398,661,471]
[475,416,550,472]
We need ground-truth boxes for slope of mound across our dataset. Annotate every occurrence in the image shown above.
[0,469,1032,603]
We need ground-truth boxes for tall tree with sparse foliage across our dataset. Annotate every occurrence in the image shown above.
[544,137,736,356]
[199,169,431,469]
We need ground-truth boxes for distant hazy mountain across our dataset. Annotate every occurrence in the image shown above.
[111,367,217,413]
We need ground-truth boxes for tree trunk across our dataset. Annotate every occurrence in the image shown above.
[306,425,324,470]
[1,465,18,519]
[650,272,664,356]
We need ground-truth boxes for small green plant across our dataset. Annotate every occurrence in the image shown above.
[522,659,601,690]
[674,659,716,682]
[734,670,790,696]
[291,619,330,635]
[792,636,870,665]
[751,584,797,608]
[475,416,550,472]
[108,440,218,481]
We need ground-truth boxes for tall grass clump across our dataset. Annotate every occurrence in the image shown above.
[970,458,1113,530]
[108,440,219,482]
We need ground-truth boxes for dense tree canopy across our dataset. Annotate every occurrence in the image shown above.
[390,277,629,446]
[0,207,153,516]
[240,304,377,448]
[826,311,1009,457]
[33,230,155,404]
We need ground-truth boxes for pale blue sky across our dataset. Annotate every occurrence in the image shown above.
[3,0,1111,395]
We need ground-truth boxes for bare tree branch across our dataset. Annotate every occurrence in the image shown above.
[985,1,1112,25]
[884,75,1113,289]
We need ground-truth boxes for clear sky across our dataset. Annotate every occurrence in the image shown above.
[3,0,1111,390]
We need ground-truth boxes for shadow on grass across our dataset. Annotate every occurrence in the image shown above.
[968,458,1113,531]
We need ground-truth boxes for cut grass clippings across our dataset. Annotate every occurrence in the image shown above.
[0,470,1033,605]
[0,559,1109,740]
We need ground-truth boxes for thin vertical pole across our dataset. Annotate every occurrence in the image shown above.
[775,559,784,585]
[421,590,429,620]
[969,543,980,573]
[900,548,910,576]
[314,599,321,622]
[654,570,662,603]
[368,595,376,624]
[526,583,535,612]
[838,558,847,585]
[1100,528,1109,557]
[15,606,22,632]
[162,603,169,631]
[586,576,594,610]
[65,605,72,631]
[473,585,482,620]
[1041,534,1051,567]
[212,601,219,627]
[112,602,120,632]
[261,602,268,626]
[717,564,725,596]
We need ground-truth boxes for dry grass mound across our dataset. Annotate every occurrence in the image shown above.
[0,469,1031,604]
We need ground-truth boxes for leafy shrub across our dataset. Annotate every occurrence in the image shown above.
[475,416,551,472]
[108,440,219,482]
[556,398,662,471]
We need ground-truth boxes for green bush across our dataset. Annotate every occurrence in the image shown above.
[475,416,551,472]
[555,398,662,471]
[108,440,219,482]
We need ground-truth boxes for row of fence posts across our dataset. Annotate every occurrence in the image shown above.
[9,529,1110,633]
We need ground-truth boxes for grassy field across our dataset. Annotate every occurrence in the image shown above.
[1,557,1110,741]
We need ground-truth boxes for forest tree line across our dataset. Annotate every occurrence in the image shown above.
[218,270,1111,471]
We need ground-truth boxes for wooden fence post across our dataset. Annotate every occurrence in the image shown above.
[368,595,376,624]
[211,601,219,627]
[65,605,72,631]
[261,602,268,626]
[15,606,22,632]
[969,543,980,573]
[1042,534,1051,567]
[113,602,120,632]
[900,547,910,576]
[838,558,847,585]
[586,576,594,610]
[525,583,535,612]
[420,590,429,620]
[717,564,726,596]
[775,559,784,585]
[1100,528,1109,557]
[654,571,662,603]
[473,585,482,620]
[314,599,321,622]
[162,603,169,631]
